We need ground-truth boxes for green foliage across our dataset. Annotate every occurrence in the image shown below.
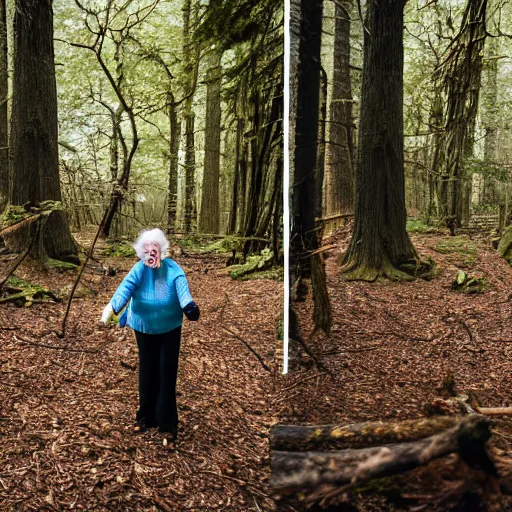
[1,206,31,224]
[204,235,246,254]
[1,276,60,307]
[471,203,499,214]
[465,157,509,182]
[228,247,278,280]
[434,236,477,267]
[194,0,281,51]
[406,219,438,233]
[102,242,136,258]
[451,270,486,293]
[46,258,80,271]
[434,237,476,256]
[239,267,283,281]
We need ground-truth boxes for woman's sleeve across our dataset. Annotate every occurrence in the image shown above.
[110,262,144,314]
[175,275,200,321]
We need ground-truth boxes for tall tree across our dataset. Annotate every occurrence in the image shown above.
[341,0,420,280]
[482,36,499,205]
[9,0,78,263]
[324,0,354,216]
[434,0,488,226]
[199,49,222,234]
[182,0,198,233]
[0,0,7,212]
[291,0,331,332]
[71,1,159,237]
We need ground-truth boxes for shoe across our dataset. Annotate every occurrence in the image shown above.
[159,425,178,449]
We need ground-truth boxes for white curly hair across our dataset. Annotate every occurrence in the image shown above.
[133,228,169,260]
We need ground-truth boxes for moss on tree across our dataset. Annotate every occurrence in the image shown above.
[497,225,512,265]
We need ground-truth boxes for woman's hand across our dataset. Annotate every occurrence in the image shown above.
[101,303,114,324]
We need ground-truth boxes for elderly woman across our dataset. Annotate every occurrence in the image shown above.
[101,228,199,445]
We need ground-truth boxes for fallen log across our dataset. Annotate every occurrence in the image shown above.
[477,407,512,416]
[271,415,494,493]
[270,416,459,452]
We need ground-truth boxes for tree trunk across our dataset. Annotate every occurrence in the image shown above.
[437,0,487,225]
[291,0,323,269]
[324,0,354,216]
[109,106,122,182]
[341,0,419,281]
[0,0,7,212]
[199,49,222,234]
[312,67,331,333]
[229,117,244,234]
[167,96,180,234]
[182,0,197,233]
[290,0,332,333]
[482,37,498,205]
[9,0,77,263]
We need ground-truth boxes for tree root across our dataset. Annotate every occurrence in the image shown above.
[340,257,435,282]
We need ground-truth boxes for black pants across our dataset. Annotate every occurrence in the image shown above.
[134,327,182,430]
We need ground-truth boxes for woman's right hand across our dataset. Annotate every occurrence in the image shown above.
[101,303,114,325]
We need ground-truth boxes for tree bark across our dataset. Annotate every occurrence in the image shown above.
[482,40,498,205]
[228,117,244,234]
[271,416,493,492]
[167,95,180,233]
[0,0,7,212]
[436,0,487,225]
[199,49,222,234]
[289,0,333,333]
[182,0,197,233]
[325,0,354,216]
[9,0,77,263]
[270,416,460,452]
[341,0,419,281]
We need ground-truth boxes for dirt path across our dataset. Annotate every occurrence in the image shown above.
[277,227,512,510]
[0,252,281,511]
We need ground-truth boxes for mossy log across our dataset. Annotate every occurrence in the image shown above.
[271,416,493,492]
[0,276,61,305]
[270,416,459,452]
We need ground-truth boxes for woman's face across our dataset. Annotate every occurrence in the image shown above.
[143,242,161,268]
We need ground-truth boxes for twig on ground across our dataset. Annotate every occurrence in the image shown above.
[59,206,110,337]
[289,334,334,376]
[320,344,383,355]
[221,326,270,372]
[13,335,98,354]
[459,318,475,344]
[279,372,328,393]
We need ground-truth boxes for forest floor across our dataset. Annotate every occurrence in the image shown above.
[0,233,282,511]
[277,223,512,512]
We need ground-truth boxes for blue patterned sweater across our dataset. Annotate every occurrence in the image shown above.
[109,258,196,334]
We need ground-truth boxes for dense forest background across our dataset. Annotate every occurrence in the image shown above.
[289,0,512,333]
[320,0,512,229]
[0,0,283,264]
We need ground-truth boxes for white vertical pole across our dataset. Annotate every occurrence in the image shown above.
[282,0,290,375]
